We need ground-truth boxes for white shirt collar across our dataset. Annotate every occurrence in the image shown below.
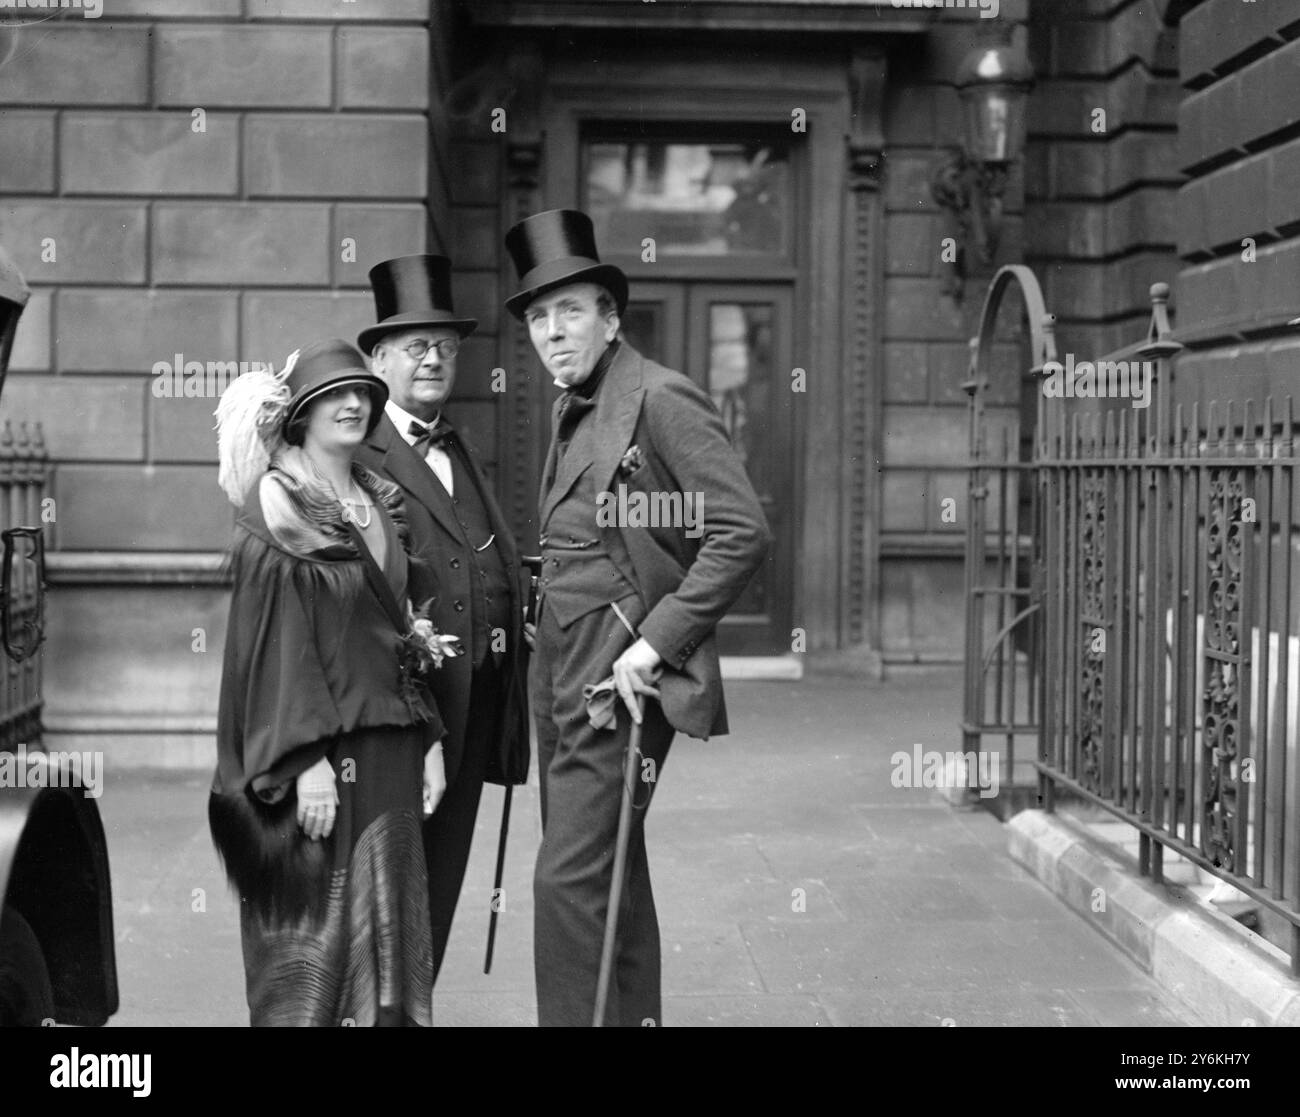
[385,400,442,445]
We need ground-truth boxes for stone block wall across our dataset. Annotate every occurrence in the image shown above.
[1024,0,1182,360]
[1173,0,1300,410]
[0,0,448,759]
[877,6,1029,661]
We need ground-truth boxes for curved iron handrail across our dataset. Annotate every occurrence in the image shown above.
[962,265,1057,793]
[980,601,1041,676]
[969,263,1057,389]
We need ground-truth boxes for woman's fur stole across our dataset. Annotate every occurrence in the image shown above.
[209,447,421,922]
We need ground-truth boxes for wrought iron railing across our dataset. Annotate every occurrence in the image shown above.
[0,419,48,752]
[964,271,1300,974]
[962,417,1040,792]
[1037,395,1300,973]
[961,265,1056,798]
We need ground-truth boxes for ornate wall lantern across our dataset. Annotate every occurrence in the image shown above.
[931,37,1034,300]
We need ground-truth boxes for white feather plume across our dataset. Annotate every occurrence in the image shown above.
[214,353,294,506]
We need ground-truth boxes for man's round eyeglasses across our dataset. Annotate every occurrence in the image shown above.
[395,337,460,361]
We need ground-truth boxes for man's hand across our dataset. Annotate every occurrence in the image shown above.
[296,756,338,841]
[422,741,446,817]
[612,637,662,725]
[523,621,537,651]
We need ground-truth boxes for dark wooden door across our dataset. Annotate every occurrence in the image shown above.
[531,122,807,655]
[620,282,792,653]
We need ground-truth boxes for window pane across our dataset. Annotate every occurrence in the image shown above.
[619,303,663,365]
[585,141,789,257]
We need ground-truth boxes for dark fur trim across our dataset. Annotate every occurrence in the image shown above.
[208,789,332,923]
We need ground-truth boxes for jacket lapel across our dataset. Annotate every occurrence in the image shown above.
[363,415,462,540]
[591,344,646,497]
[451,435,521,568]
[539,345,646,528]
[344,519,407,633]
[475,456,523,612]
[538,394,564,517]
[540,445,592,529]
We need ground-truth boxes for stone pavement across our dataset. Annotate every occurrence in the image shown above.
[97,667,1196,1026]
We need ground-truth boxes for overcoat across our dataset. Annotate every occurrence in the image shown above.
[540,341,772,739]
[208,466,444,919]
[357,416,529,785]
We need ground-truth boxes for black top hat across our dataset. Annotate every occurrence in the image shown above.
[504,209,628,321]
[357,254,478,354]
[283,338,388,438]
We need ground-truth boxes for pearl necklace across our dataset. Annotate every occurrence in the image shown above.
[339,480,373,529]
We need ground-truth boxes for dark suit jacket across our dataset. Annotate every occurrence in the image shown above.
[540,342,772,739]
[358,414,529,786]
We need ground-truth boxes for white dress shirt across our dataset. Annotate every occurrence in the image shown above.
[386,399,453,496]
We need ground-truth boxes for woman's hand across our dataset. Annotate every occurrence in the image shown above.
[296,756,338,841]
[422,741,446,817]
[523,621,537,651]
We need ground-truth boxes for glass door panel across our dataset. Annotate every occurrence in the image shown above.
[618,283,685,370]
[688,284,793,652]
[578,128,798,654]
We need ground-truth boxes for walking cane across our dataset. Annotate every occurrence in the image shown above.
[593,694,642,1027]
[484,554,543,974]
[483,783,511,974]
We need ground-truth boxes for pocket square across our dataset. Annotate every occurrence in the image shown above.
[618,445,645,477]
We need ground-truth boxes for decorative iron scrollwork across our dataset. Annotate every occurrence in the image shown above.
[1201,468,1244,870]
[1,525,45,662]
[1081,472,1106,618]
[1078,472,1106,794]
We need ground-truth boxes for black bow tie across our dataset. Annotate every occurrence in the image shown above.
[409,418,453,456]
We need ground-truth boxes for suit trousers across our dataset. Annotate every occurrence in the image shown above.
[532,593,674,1027]
[423,656,501,983]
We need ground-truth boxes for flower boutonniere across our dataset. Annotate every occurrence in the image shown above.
[618,444,645,477]
[397,598,464,722]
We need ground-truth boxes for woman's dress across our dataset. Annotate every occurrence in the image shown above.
[210,470,439,1027]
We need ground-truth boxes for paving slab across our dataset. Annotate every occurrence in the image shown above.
[1009,808,1300,1027]
[92,667,1196,1026]
[1062,986,1191,1028]
[662,993,831,1027]
[817,988,1098,1027]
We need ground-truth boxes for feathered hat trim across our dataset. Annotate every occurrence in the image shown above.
[215,350,296,506]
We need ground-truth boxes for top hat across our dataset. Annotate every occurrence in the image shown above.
[357,254,478,355]
[504,209,628,322]
[283,338,388,437]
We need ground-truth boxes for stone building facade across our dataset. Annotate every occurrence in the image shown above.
[0,0,450,762]
[0,0,1291,762]
[1174,0,1300,407]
